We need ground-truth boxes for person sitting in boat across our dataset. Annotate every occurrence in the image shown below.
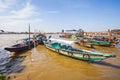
[20,41,25,46]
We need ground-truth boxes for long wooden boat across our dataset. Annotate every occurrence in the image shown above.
[91,40,111,46]
[33,33,46,45]
[75,37,111,47]
[45,42,116,62]
[4,44,29,52]
[36,36,44,45]
[4,38,34,52]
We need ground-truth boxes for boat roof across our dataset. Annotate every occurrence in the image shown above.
[49,38,75,44]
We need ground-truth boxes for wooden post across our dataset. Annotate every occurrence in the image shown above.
[29,24,31,49]
[108,29,111,42]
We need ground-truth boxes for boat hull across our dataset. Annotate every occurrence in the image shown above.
[4,46,29,52]
[45,44,106,62]
[91,40,111,47]
[4,43,34,52]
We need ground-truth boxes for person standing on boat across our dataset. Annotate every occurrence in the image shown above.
[48,35,52,44]
[48,35,52,39]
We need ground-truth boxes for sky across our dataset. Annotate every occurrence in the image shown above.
[0,0,120,32]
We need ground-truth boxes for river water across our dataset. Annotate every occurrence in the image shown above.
[0,34,120,80]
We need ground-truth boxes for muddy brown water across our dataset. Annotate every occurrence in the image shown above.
[0,34,120,80]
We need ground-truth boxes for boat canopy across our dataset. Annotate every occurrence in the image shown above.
[49,38,75,44]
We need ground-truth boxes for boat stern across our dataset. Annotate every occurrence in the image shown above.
[103,54,116,58]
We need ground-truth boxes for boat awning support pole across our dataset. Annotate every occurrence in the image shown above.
[29,24,31,49]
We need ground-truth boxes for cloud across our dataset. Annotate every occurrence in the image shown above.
[0,0,39,19]
[10,1,39,19]
[0,0,42,31]
[1,18,42,32]
[0,0,16,13]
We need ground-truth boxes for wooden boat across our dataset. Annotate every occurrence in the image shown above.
[91,40,111,46]
[45,42,116,62]
[75,37,111,47]
[36,36,44,45]
[32,33,46,45]
[4,38,34,52]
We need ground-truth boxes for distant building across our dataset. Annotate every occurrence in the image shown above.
[65,29,84,37]
[66,29,77,34]
[84,29,120,39]
[84,31,109,37]
[111,29,120,35]
[110,29,120,38]
[62,29,64,33]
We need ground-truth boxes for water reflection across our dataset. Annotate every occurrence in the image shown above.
[92,61,120,69]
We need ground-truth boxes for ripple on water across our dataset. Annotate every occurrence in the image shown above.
[0,49,25,74]
[0,49,11,73]
[0,49,11,66]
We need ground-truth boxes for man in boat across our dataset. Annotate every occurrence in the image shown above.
[48,35,52,43]
[20,40,26,46]
[48,35,52,39]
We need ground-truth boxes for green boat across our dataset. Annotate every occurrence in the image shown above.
[91,40,111,46]
[45,41,116,62]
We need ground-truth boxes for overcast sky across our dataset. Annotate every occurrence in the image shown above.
[0,0,120,32]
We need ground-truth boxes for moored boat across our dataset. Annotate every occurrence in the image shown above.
[36,35,44,45]
[45,41,116,62]
[75,36,111,47]
[4,38,34,52]
[91,40,111,46]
